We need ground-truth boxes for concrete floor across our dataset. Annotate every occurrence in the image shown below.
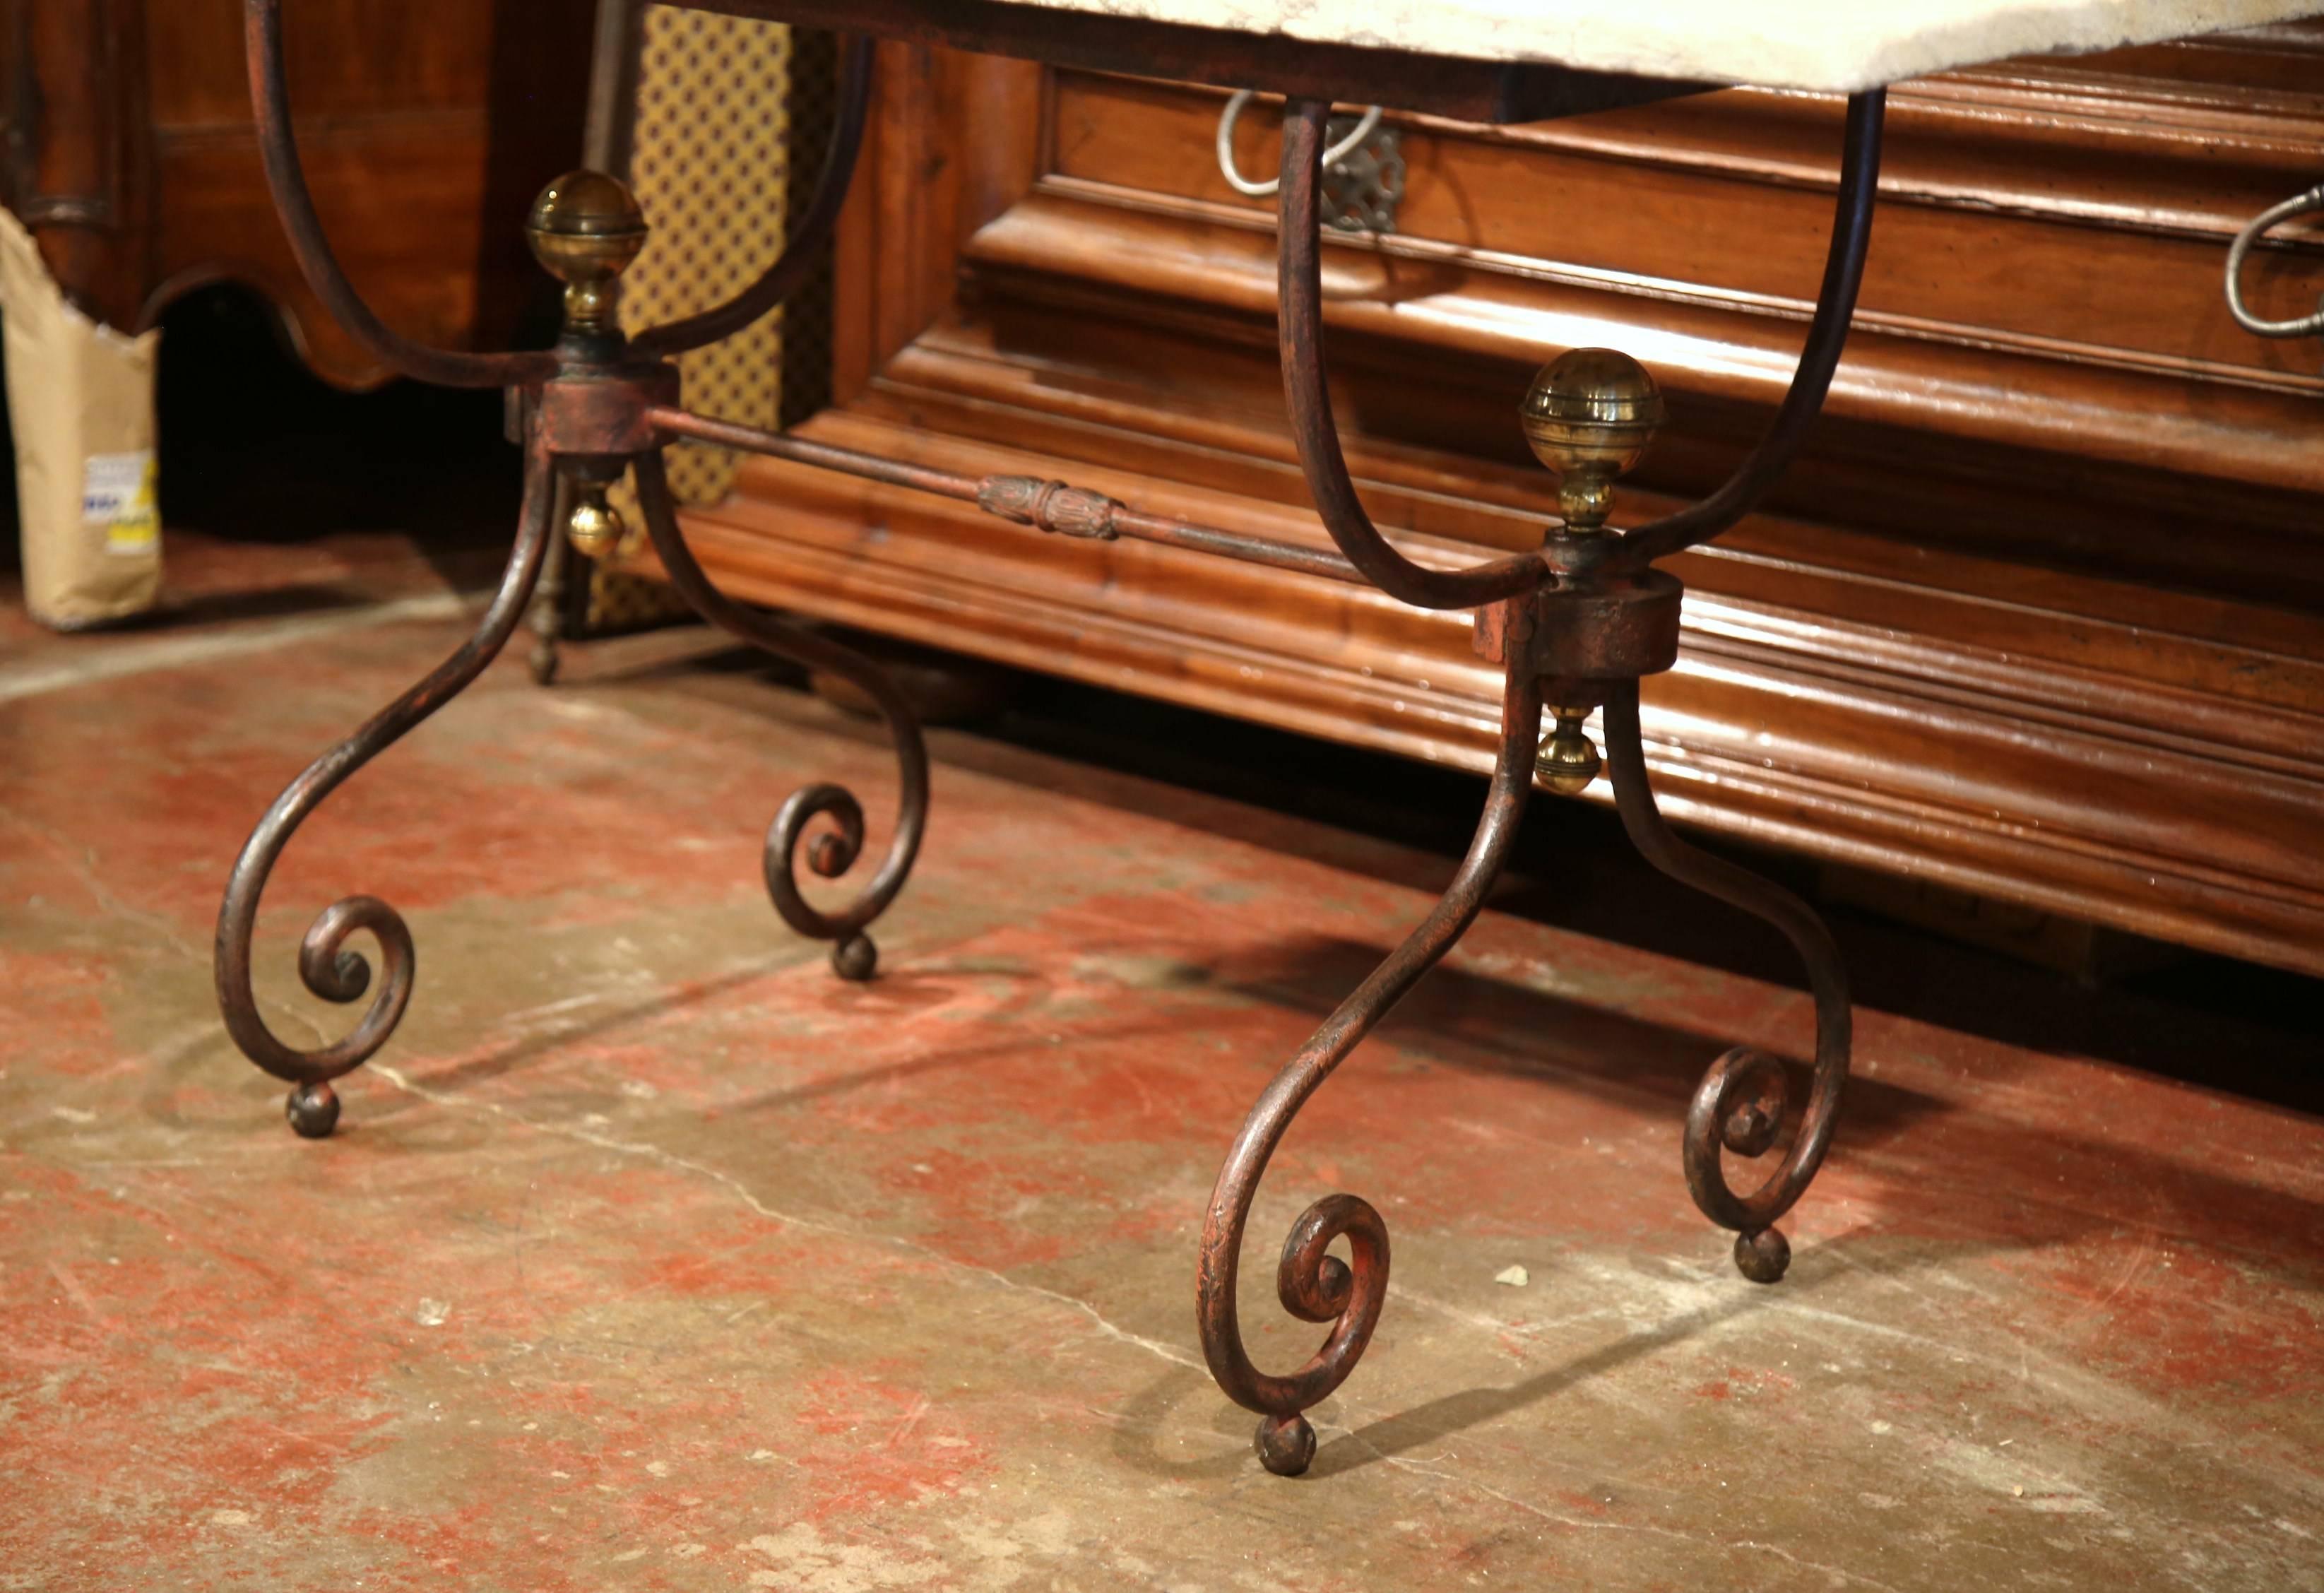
[3,531,2320,1592]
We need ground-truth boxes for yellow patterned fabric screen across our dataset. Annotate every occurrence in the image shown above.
[587,4,798,629]
[619,4,792,507]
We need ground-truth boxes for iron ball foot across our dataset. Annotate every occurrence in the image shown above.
[1733,1226,1791,1284]
[831,934,878,982]
[1255,1414,1317,1476]
[286,1082,342,1139]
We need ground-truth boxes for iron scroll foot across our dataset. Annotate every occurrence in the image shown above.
[632,452,929,980]
[1601,681,1853,1282]
[230,1,898,1132]
[1196,629,1544,1475]
[213,435,557,1136]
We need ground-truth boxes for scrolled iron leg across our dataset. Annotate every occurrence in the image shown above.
[631,450,927,980]
[1601,680,1852,1282]
[214,434,557,1135]
[1197,647,1544,1474]
[526,499,570,687]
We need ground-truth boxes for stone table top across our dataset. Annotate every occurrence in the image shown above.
[1020,0,2321,90]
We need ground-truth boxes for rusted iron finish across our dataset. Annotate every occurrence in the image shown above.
[244,0,557,390]
[633,451,929,981]
[976,476,1126,538]
[1471,568,1685,689]
[1197,603,1545,1475]
[651,405,988,503]
[538,366,683,456]
[990,470,1373,581]
[630,37,875,360]
[213,430,557,1136]
[1277,102,1551,610]
[219,6,923,1121]
[648,405,1375,584]
[1606,90,1885,573]
[1104,512,1365,582]
[1531,569,1683,698]
[1601,680,1853,1282]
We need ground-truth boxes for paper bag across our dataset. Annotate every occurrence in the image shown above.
[0,208,162,629]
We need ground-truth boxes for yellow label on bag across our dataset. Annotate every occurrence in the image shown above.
[83,450,159,557]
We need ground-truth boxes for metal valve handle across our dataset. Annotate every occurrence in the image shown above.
[2224,183,2324,338]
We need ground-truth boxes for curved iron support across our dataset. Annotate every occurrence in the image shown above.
[246,0,557,389]
[630,37,875,360]
[632,449,928,979]
[1601,680,1851,1283]
[1276,102,1550,610]
[1607,90,1885,573]
[215,432,557,1137]
[1197,636,1543,1476]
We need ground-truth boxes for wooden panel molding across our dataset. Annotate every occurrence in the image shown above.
[646,28,2324,976]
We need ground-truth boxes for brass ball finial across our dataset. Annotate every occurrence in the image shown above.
[565,480,625,559]
[1521,348,1664,535]
[1536,706,1602,795]
[526,170,647,335]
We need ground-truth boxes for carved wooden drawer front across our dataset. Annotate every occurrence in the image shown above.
[639,28,2324,976]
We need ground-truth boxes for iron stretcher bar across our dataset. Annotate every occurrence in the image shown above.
[646,404,1558,593]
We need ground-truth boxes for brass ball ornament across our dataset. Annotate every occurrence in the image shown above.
[525,170,648,333]
[1535,706,1603,796]
[564,482,626,559]
[1521,348,1666,535]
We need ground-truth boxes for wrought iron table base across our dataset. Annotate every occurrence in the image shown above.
[218,0,1881,1478]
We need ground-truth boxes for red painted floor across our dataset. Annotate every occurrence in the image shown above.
[1,532,2319,1590]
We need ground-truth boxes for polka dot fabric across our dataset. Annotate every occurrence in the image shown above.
[589,6,797,627]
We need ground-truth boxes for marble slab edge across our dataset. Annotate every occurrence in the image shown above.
[686,0,2323,98]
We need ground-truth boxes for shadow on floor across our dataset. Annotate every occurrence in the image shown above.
[1227,938,2323,1253]
[567,636,2324,1115]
